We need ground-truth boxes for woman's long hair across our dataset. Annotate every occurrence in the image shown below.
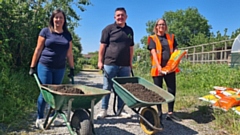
[48,9,69,33]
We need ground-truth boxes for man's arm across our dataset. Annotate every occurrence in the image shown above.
[130,46,134,68]
[98,43,106,69]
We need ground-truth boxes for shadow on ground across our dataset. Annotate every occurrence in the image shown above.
[176,105,215,124]
[74,72,103,89]
[95,126,135,135]
[94,113,199,135]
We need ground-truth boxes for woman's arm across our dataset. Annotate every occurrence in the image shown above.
[67,41,74,68]
[30,36,45,68]
[150,48,162,74]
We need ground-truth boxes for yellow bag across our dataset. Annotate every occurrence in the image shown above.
[161,50,187,75]
[199,94,219,104]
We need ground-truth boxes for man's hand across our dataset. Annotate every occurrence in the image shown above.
[98,61,103,70]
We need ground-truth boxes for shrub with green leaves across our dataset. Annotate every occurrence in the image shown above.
[0,69,38,124]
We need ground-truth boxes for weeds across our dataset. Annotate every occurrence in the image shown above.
[0,69,72,132]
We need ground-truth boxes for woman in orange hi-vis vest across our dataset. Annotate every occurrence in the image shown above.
[147,19,182,124]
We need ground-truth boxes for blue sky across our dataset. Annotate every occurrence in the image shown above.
[75,0,240,54]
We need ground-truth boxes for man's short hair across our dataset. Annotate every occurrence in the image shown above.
[115,7,126,14]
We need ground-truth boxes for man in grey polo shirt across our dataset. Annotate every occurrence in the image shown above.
[97,7,134,119]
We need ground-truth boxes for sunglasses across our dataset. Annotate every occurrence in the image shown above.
[157,24,165,26]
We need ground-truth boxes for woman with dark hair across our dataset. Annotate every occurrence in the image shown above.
[29,9,74,128]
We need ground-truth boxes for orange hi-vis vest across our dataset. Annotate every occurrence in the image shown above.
[148,34,179,76]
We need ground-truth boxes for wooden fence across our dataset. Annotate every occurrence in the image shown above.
[180,39,234,64]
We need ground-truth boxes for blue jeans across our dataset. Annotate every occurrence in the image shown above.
[37,63,65,119]
[102,65,130,110]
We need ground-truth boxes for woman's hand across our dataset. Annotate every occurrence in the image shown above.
[157,65,162,75]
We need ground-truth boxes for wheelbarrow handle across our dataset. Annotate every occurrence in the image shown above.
[67,74,74,84]
[33,73,42,90]
[131,69,134,77]
[70,76,74,84]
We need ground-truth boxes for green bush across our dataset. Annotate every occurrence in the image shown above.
[0,69,38,124]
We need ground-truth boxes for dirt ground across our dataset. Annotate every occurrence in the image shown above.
[121,83,165,102]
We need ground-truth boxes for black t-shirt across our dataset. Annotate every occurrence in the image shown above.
[147,34,178,67]
[100,23,134,66]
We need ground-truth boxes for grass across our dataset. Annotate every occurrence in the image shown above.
[0,69,77,133]
[0,69,39,133]
[134,61,240,134]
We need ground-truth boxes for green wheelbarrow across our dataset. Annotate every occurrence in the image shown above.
[33,74,110,135]
[112,76,175,135]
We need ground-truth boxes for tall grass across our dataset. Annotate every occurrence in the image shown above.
[0,69,73,132]
[134,61,240,134]
[0,69,39,125]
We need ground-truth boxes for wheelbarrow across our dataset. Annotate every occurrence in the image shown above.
[33,74,110,135]
[111,76,175,135]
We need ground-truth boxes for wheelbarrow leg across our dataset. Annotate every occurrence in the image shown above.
[116,102,125,116]
[157,104,164,128]
[113,91,117,115]
[67,98,74,122]
[113,91,125,116]
[61,98,78,135]
[91,99,96,135]
[43,107,55,129]
[59,111,77,135]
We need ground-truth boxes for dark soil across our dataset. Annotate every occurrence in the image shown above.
[121,83,165,102]
[50,85,84,94]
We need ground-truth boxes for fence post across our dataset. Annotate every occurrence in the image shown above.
[201,45,204,64]
[193,47,196,63]
[224,41,227,63]
[212,44,215,62]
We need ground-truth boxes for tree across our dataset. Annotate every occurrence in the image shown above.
[230,28,240,39]
[163,7,212,46]
[88,51,98,69]
[140,7,212,47]
[0,0,91,70]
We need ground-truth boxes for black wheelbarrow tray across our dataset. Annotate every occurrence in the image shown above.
[112,76,175,135]
[33,74,110,135]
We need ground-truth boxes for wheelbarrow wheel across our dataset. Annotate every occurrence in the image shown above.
[70,109,92,135]
[140,107,161,135]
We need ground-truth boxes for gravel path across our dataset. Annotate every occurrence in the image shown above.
[5,71,227,135]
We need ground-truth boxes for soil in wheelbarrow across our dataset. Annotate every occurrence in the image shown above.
[51,86,85,94]
[121,83,165,102]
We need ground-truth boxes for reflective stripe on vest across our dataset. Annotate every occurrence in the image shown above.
[147,34,174,76]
